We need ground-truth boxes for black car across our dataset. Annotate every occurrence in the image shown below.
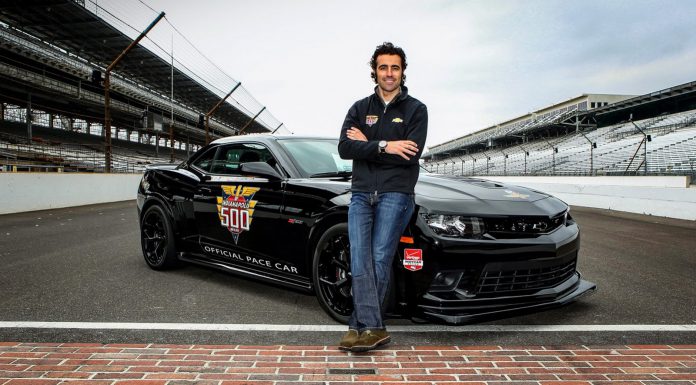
[137,135,595,324]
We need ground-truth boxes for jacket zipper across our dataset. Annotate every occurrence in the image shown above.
[372,90,401,194]
[374,97,388,194]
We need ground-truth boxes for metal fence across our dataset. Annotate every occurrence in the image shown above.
[78,0,289,135]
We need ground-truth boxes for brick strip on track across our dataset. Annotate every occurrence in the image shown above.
[0,342,695,385]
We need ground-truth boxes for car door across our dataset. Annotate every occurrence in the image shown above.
[190,142,296,278]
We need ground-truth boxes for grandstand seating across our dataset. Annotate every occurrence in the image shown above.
[428,109,696,179]
[436,106,582,153]
[0,128,185,173]
[0,22,243,138]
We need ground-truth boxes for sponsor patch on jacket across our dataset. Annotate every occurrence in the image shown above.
[504,190,530,200]
[217,185,260,244]
[365,115,379,126]
[392,117,403,123]
[403,248,423,271]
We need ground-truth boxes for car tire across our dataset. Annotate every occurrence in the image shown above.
[313,223,352,324]
[140,204,179,270]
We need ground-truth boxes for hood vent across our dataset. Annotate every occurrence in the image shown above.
[469,181,504,188]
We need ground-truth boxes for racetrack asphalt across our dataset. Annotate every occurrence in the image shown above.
[0,201,694,346]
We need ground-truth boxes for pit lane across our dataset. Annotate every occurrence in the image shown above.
[0,201,694,345]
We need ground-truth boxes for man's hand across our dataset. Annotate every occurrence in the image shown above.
[346,127,367,141]
[386,140,418,160]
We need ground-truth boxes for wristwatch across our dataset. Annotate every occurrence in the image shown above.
[378,140,387,154]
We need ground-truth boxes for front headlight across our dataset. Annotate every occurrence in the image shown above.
[422,214,485,238]
[140,176,150,191]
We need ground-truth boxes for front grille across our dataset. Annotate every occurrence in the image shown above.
[475,259,576,295]
[485,212,567,239]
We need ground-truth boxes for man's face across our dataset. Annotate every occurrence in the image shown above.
[375,54,403,94]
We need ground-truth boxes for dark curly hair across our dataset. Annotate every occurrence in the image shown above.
[370,41,407,85]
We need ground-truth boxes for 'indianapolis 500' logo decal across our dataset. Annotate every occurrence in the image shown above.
[217,185,260,244]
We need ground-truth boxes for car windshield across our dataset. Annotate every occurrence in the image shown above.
[277,138,352,178]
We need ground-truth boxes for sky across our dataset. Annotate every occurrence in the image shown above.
[137,0,696,151]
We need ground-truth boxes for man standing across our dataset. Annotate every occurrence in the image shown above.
[337,42,428,352]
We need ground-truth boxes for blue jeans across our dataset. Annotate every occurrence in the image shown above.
[348,191,415,332]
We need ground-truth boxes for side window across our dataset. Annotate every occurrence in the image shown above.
[210,143,278,175]
[211,147,241,174]
[190,147,218,173]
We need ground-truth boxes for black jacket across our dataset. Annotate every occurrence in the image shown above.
[338,86,428,194]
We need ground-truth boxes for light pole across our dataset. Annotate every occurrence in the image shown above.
[544,139,557,175]
[468,153,476,176]
[238,106,266,135]
[499,149,508,175]
[482,150,495,175]
[519,144,529,175]
[580,132,596,175]
[631,120,651,175]
[104,11,166,172]
[205,82,241,144]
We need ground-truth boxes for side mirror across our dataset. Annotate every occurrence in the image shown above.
[240,161,282,181]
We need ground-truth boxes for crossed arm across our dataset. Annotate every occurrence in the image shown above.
[346,128,419,161]
[338,103,428,165]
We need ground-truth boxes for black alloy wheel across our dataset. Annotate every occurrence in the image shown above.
[313,223,353,324]
[140,205,178,270]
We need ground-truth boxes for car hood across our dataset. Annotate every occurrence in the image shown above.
[295,174,567,216]
[414,174,567,216]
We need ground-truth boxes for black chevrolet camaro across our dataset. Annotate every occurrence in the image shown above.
[137,134,596,324]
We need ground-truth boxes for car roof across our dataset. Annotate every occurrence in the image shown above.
[211,134,336,145]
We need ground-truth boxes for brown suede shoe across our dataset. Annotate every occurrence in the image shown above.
[350,329,391,352]
[338,329,359,351]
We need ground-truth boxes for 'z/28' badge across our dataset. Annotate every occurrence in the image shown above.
[217,185,260,244]
[403,248,423,271]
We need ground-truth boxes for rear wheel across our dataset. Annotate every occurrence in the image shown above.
[140,205,178,270]
[313,223,352,324]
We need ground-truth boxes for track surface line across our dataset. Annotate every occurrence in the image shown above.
[1,321,695,332]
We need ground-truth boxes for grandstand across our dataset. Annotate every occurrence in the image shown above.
[424,81,696,182]
[0,0,285,173]
[2,2,694,180]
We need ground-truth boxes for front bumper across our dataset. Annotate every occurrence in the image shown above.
[396,219,596,324]
[418,272,596,324]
